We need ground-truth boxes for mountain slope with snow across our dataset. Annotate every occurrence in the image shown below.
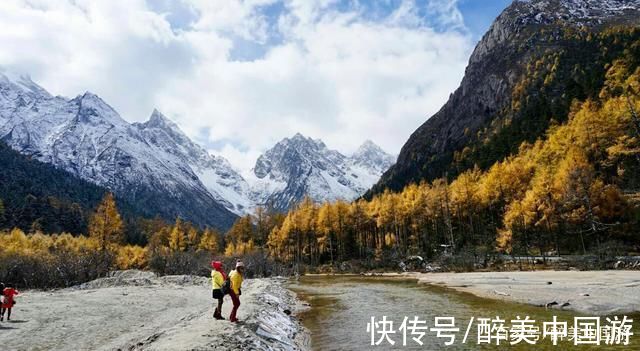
[133,109,252,215]
[0,73,238,230]
[250,133,394,210]
[0,73,394,222]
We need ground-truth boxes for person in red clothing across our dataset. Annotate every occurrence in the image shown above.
[228,261,245,323]
[0,282,4,320]
[1,282,19,321]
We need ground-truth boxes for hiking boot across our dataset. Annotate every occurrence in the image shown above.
[214,309,224,320]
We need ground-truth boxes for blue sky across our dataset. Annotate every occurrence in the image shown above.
[459,0,512,39]
[151,0,513,62]
[0,0,515,174]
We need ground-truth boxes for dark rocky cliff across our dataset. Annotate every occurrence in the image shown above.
[368,0,640,196]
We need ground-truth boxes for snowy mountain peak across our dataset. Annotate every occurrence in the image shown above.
[71,91,127,126]
[0,74,237,229]
[0,72,50,97]
[291,132,306,140]
[133,109,194,148]
[471,0,640,64]
[145,109,178,129]
[132,108,253,216]
[0,71,51,98]
[250,133,393,210]
[0,72,396,220]
[354,140,385,157]
[358,139,378,149]
[79,91,102,101]
[254,133,339,179]
[510,0,640,24]
[284,132,326,150]
[514,0,640,13]
[351,140,395,174]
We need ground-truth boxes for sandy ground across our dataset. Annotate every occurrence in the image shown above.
[0,271,309,351]
[411,270,640,315]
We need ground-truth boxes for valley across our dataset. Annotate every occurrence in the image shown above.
[0,74,393,230]
[1,1,640,349]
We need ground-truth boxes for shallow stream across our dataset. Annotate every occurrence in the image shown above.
[289,275,638,350]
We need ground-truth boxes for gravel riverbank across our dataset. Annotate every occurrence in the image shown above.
[0,270,309,351]
[412,270,640,315]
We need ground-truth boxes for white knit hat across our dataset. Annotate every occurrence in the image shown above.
[236,261,245,268]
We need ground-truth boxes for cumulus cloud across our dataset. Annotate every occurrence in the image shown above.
[0,0,474,173]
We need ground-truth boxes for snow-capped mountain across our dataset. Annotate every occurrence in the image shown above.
[350,140,396,175]
[133,109,252,215]
[512,0,639,25]
[0,73,238,229]
[0,72,394,223]
[249,133,394,211]
[471,0,640,64]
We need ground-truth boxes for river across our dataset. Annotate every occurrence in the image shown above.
[289,275,638,350]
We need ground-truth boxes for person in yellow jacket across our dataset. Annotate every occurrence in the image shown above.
[228,261,244,323]
[211,261,226,320]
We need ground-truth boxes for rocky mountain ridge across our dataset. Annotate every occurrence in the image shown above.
[368,0,640,196]
[0,73,394,227]
[252,133,395,210]
[0,74,237,229]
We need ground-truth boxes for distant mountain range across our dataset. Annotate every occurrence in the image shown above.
[0,73,394,229]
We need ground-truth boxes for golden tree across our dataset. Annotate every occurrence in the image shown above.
[168,217,187,252]
[198,227,222,254]
[225,215,255,255]
[316,202,334,263]
[89,193,124,251]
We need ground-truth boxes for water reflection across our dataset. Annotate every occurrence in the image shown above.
[289,275,638,351]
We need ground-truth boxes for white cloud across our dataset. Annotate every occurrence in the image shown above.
[0,0,473,173]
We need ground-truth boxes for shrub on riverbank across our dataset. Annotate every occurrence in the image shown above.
[0,228,118,288]
[0,228,156,288]
[0,229,290,289]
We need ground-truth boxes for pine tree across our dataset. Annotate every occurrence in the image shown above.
[254,206,269,246]
[186,225,199,250]
[168,217,187,252]
[226,215,254,245]
[316,202,334,263]
[89,193,124,251]
[198,228,221,253]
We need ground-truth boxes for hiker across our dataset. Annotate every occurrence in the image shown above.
[211,261,226,320]
[1,282,19,321]
[228,261,244,323]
